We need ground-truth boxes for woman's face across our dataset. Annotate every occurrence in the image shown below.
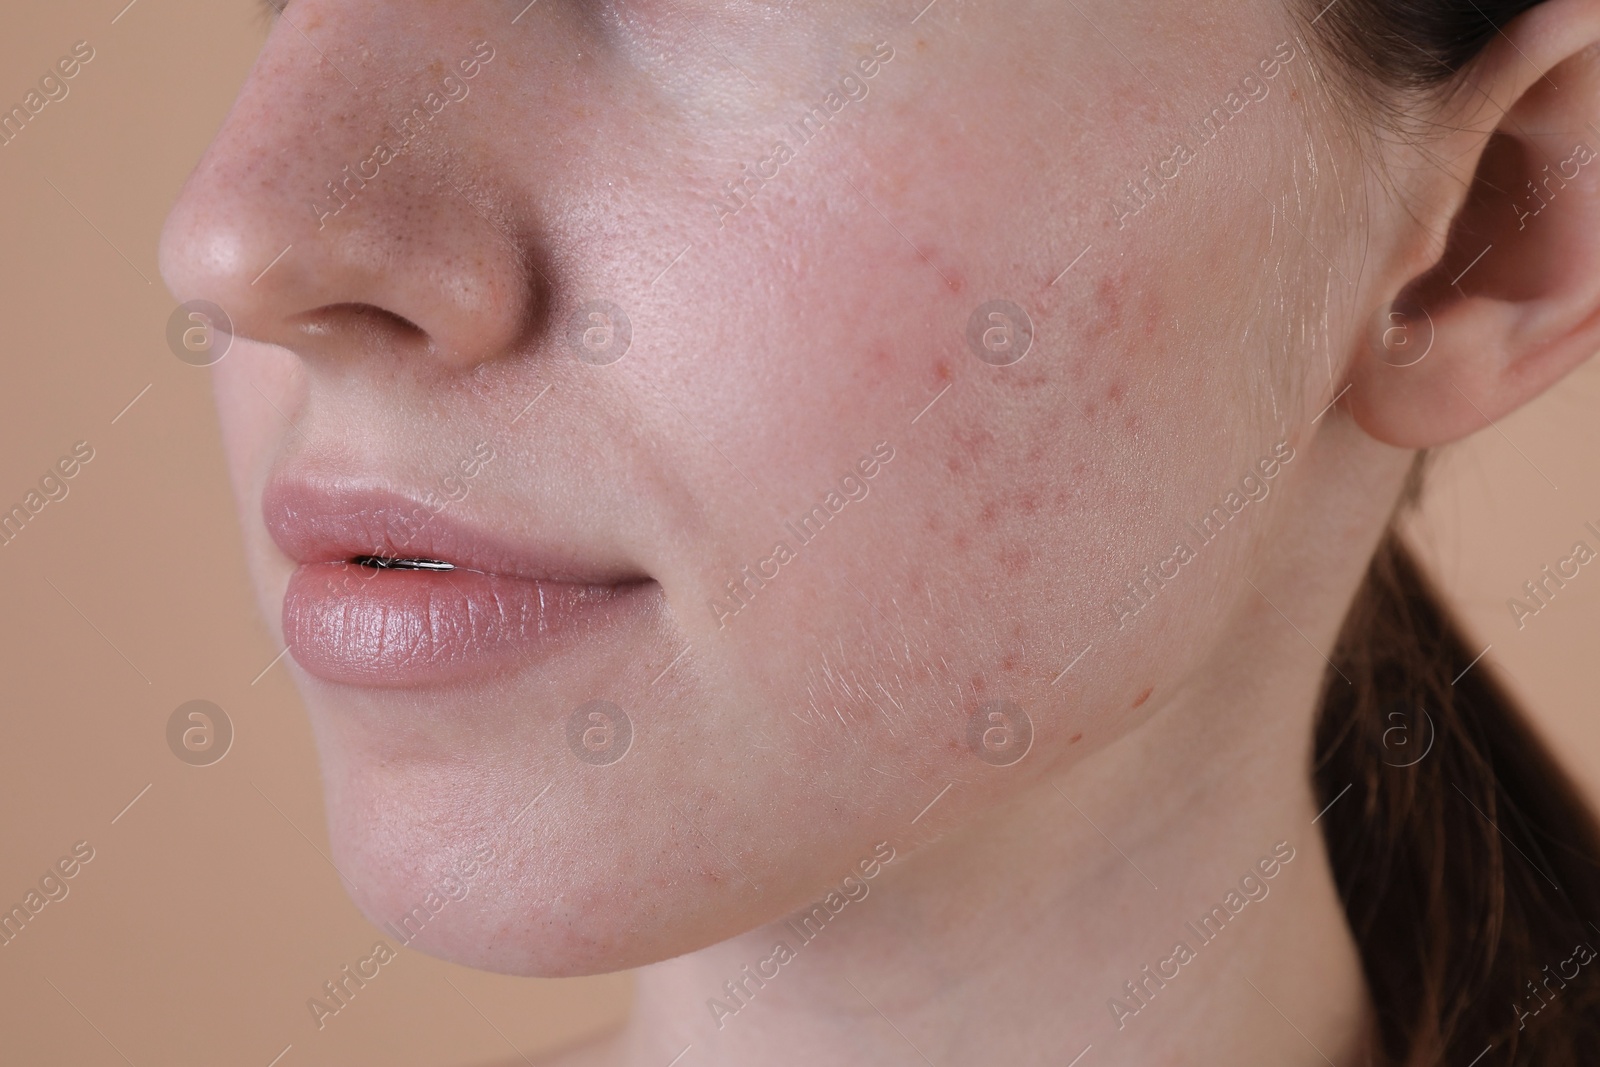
[161,0,1340,974]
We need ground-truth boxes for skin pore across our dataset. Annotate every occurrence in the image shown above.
[158,0,1600,1063]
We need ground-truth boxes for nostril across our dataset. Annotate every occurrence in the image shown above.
[291,302,426,343]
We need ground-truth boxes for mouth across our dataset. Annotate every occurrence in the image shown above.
[264,482,657,688]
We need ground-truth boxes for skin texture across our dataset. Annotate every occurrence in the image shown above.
[159,0,1600,1062]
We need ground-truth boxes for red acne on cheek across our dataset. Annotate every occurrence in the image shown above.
[1132,687,1154,708]
[997,546,1031,578]
[1081,273,1126,341]
[1069,733,1084,745]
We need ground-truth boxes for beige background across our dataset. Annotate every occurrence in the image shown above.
[0,3,1594,1064]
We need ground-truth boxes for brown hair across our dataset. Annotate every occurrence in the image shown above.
[1319,470,1600,1067]
[1307,8,1600,1063]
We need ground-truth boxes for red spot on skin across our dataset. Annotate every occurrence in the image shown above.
[1016,492,1039,514]
[952,531,971,552]
[946,455,964,474]
[979,502,1000,527]
[970,675,987,694]
[998,547,1030,577]
[1069,733,1084,744]
[945,271,966,295]
[1124,413,1139,433]
[952,427,995,463]
[1106,381,1126,405]
[1000,654,1018,671]
[1132,686,1154,708]
[1093,274,1124,332]
[934,360,953,384]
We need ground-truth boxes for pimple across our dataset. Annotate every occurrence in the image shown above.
[998,546,1031,577]
[1132,686,1153,708]
[1069,733,1084,744]
[952,426,996,463]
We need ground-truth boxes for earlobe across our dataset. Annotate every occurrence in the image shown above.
[1344,0,1600,450]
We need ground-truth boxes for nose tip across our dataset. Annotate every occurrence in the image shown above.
[157,41,539,374]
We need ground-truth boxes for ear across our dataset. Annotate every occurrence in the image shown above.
[1347,0,1600,449]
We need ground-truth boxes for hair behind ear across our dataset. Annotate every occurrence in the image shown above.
[1314,505,1600,1064]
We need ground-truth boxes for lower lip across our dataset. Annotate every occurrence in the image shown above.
[283,562,652,687]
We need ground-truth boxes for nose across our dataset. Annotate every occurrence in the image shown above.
[158,12,540,374]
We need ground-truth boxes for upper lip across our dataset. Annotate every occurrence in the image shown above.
[263,478,647,586]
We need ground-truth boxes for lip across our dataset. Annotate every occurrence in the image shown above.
[264,480,655,687]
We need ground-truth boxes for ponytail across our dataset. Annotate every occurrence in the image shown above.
[1315,518,1600,1063]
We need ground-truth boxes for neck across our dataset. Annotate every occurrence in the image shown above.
[615,422,1397,1066]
